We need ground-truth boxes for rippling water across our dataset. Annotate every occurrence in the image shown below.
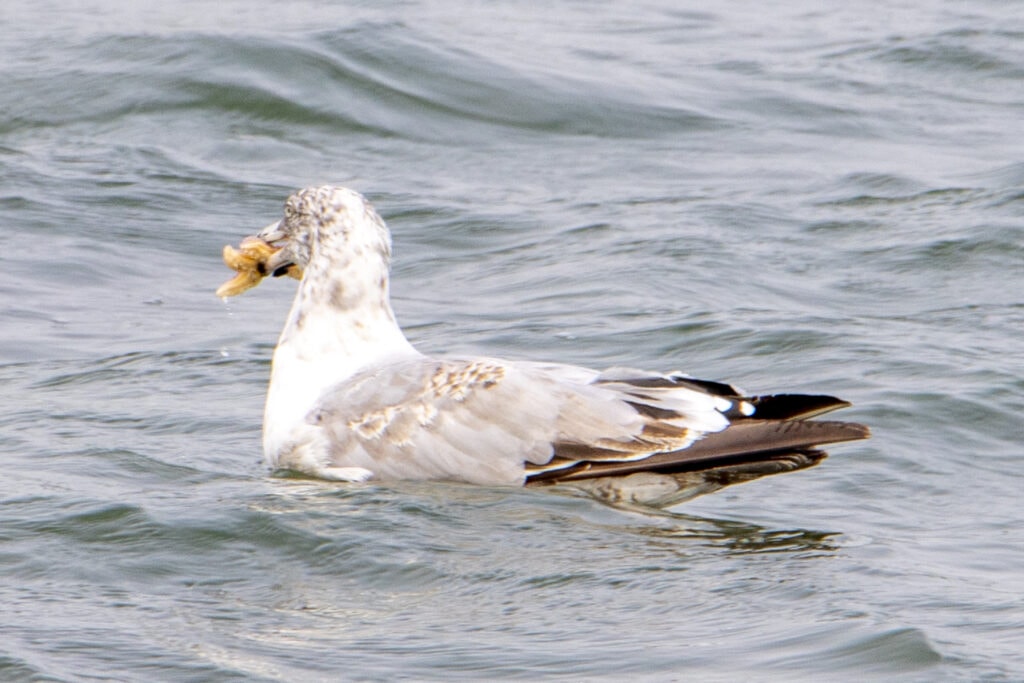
[2,1,1022,680]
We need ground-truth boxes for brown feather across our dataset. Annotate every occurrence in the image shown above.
[527,419,869,484]
[530,449,832,508]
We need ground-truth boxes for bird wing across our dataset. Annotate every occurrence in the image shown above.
[309,357,743,485]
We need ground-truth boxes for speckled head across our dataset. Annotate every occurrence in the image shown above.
[260,186,393,276]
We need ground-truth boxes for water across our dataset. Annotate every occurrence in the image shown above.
[2,0,1022,680]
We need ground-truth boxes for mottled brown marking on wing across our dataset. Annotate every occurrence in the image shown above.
[345,361,508,442]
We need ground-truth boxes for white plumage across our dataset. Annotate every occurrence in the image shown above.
[237,186,868,508]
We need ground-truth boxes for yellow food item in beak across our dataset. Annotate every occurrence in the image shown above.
[216,237,301,298]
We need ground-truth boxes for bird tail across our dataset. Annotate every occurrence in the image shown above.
[526,392,869,509]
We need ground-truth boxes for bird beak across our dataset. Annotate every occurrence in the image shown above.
[215,220,303,298]
[256,220,286,245]
[255,221,298,277]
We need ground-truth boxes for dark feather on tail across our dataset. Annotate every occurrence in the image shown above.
[525,386,869,508]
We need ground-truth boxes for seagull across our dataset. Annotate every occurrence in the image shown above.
[223,185,868,508]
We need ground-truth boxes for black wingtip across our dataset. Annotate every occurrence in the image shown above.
[747,394,853,421]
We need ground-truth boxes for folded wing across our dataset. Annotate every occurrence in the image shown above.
[309,358,868,506]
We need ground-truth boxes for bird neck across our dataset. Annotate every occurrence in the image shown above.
[262,250,418,463]
[274,250,417,380]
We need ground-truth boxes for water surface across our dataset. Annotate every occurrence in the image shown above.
[2,1,1022,680]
